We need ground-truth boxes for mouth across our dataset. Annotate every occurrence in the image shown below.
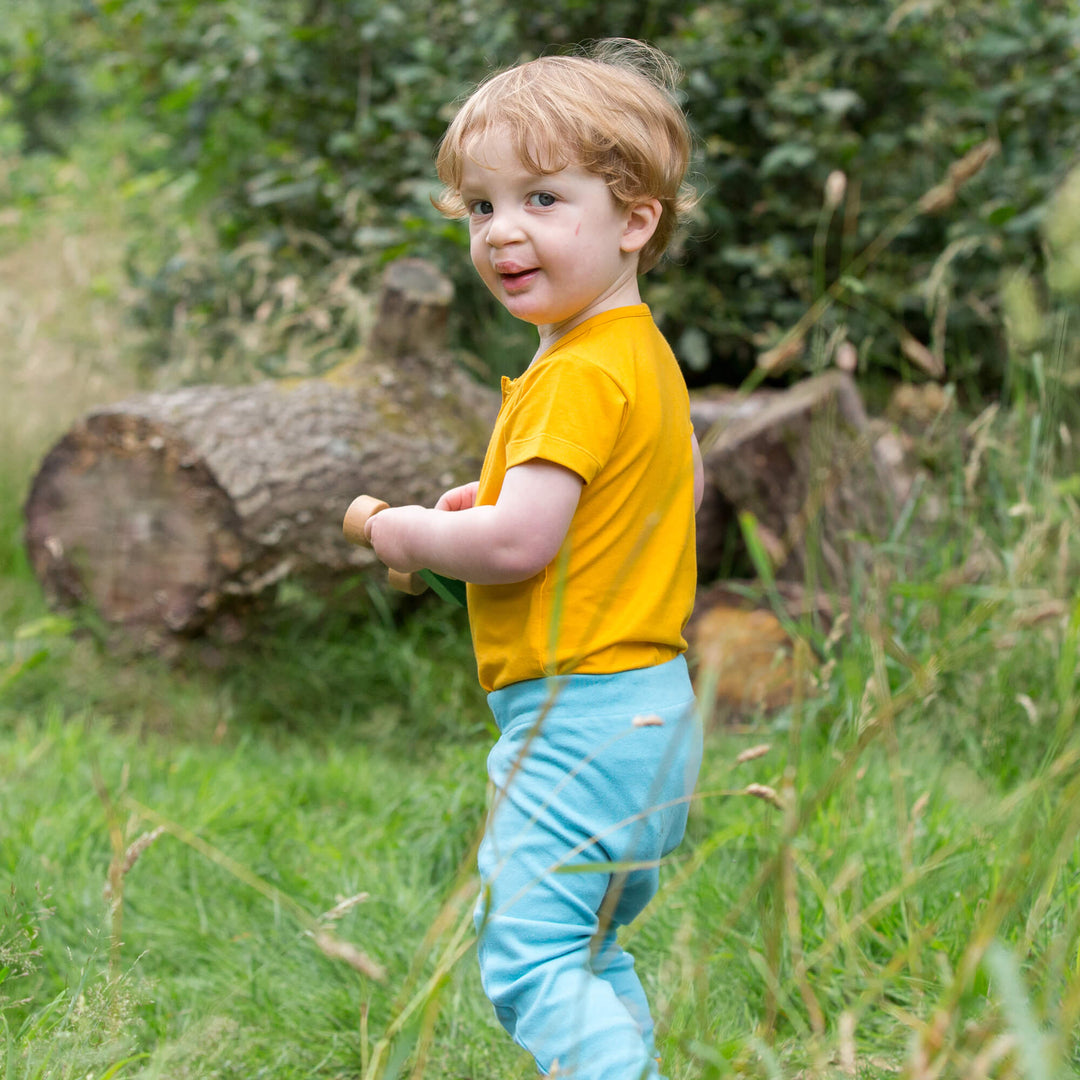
[496,266,539,292]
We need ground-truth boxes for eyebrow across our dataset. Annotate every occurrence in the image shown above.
[457,183,490,201]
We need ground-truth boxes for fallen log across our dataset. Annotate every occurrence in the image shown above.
[23,259,498,647]
[25,258,909,650]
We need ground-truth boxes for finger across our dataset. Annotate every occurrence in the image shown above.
[436,486,467,511]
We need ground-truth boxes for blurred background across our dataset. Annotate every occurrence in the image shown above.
[3,3,1080,1078]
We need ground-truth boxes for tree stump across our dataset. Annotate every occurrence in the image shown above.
[691,370,905,586]
[23,258,499,648]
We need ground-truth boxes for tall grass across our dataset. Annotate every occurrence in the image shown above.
[5,371,1080,1080]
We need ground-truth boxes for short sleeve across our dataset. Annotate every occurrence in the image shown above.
[502,356,628,483]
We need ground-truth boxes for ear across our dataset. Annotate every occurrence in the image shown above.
[620,198,662,255]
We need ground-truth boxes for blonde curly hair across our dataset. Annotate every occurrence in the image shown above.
[434,39,697,273]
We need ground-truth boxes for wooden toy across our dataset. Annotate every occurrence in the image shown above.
[342,495,467,606]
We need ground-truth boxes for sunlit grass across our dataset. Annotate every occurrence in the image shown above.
[4,432,1079,1077]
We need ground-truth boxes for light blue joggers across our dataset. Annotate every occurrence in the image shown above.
[476,656,702,1080]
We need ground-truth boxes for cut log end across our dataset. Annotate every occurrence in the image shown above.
[24,412,247,637]
[20,258,499,649]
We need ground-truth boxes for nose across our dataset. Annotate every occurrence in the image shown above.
[484,206,524,248]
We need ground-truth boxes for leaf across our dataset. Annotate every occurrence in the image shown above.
[738,511,776,588]
[975,33,1026,60]
[1,649,49,694]
[352,226,404,248]
[986,203,1017,226]
[14,615,73,640]
[837,274,869,296]
[984,943,1053,1080]
[99,1054,152,1079]
[247,177,320,207]
[678,326,712,372]
[759,142,817,177]
[819,88,862,116]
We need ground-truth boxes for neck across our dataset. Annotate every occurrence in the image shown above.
[531,277,643,365]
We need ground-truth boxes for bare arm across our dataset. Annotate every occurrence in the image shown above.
[366,461,583,585]
[692,433,705,511]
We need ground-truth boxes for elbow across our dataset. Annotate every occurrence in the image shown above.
[489,550,557,585]
[483,535,562,584]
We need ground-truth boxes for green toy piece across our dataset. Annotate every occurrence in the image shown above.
[419,569,467,607]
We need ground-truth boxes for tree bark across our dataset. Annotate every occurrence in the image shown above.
[691,370,905,585]
[24,260,498,647]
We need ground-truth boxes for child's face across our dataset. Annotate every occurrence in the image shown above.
[459,130,649,347]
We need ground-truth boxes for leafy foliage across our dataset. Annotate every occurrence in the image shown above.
[3,2,1079,386]
[663,0,1080,388]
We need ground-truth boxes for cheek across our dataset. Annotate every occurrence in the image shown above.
[469,236,502,297]
[469,234,489,273]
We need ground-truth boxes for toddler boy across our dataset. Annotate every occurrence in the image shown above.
[366,38,703,1080]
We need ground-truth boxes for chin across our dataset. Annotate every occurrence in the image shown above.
[501,299,553,324]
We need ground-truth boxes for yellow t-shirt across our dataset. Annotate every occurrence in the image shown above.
[467,305,697,692]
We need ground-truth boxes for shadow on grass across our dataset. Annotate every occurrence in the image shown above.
[0,574,491,756]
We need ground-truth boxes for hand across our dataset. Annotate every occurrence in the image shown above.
[435,481,480,512]
[364,504,427,573]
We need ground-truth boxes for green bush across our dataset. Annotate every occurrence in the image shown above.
[663,0,1080,389]
[4,0,1078,389]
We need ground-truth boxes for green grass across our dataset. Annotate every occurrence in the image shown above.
[2,702,500,1078]
[3,449,1080,1077]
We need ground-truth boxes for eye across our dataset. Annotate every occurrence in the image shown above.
[467,199,493,217]
[527,192,557,208]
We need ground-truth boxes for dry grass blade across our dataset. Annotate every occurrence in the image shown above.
[736,743,773,764]
[839,1009,857,1076]
[899,329,945,378]
[310,930,386,982]
[744,783,785,809]
[102,826,166,903]
[751,138,1000,383]
[318,892,371,924]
